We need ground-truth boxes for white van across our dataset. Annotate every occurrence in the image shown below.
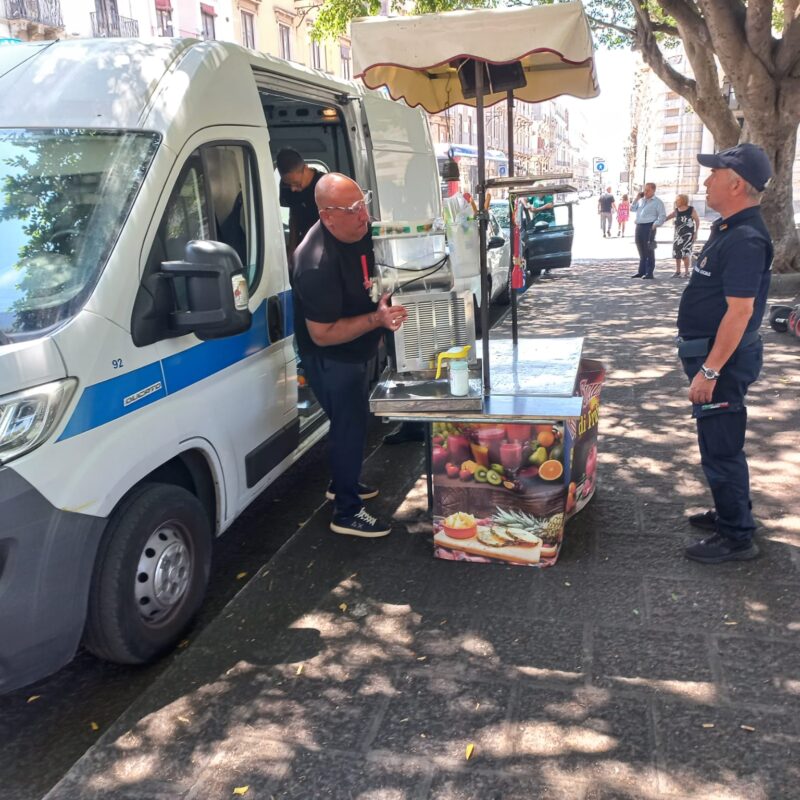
[0,38,441,692]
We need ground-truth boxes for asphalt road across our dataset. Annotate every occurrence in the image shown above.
[0,305,512,800]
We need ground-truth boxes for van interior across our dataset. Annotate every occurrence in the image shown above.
[259,90,357,424]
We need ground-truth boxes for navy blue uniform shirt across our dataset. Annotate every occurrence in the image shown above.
[677,206,772,338]
[292,221,381,363]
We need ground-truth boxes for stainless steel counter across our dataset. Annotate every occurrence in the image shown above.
[369,336,585,421]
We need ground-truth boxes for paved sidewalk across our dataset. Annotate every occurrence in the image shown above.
[45,259,800,800]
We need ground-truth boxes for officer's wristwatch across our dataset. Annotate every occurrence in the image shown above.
[700,364,721,380]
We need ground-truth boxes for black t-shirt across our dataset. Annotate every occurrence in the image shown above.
[677,206,772,338]
[279,169,323,243]
[598,193,615,213]
[292,221,381,363]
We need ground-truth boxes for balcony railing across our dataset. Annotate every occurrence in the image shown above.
[3,0,63,28]
[90,10,139,38]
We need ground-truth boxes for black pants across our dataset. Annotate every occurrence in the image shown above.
[635,222,655,277]
[681,341,763,543]
[302,352,372,518]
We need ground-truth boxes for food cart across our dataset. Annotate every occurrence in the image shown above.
[352,2,604,566]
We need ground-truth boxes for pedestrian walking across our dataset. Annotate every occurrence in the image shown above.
[292,173,408,537]
[597,186,616,237]
[630,183,666,279]
[616,194,630,236]
[665,194,700,278]
[676,143,773,563]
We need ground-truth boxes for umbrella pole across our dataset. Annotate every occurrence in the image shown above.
[507,89,518,346]
[475,61,490,394]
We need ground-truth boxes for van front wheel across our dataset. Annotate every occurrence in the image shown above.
[84,483,212,664]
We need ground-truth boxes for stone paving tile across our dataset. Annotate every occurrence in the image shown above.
[507,684,657,791]
[270,752,428,799]
[592,532,694,577]
[567,497,639,538]
[311,559,438,621]
[654,701,800,798]
[590,626,714,703]
[477,620,586,683]
[409,615,585,685]
[43,687,227,799]
[526,574,647,627]
[371,674,512,768]
[717,635,800,710]
[183,737,293,799]
[646,576,800,638]
[409,611,507,681]
[196,662,393,752]
[420,562,547,617]
[557,520,596,569]
[189,746,427,800]
[427,769,584,799]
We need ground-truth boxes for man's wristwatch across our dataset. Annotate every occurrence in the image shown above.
[700,364,720,380]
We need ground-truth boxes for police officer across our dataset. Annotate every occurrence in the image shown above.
[677,143,773,564]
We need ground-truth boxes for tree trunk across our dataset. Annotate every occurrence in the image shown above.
[749,117,800,275]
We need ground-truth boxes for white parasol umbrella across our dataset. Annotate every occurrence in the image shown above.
[353,2,598,113]
[352,1,599,390]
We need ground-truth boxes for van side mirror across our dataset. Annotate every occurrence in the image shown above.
[487,235,505,250]
[161,241,252,341]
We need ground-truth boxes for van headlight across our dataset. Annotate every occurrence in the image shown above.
[0,379,77,464]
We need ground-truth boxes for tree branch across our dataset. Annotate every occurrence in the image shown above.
[630,0,698,104]
[745,0,777,70]
[586,13,677,39]
[776,10,800,75]
[694,0,766,87]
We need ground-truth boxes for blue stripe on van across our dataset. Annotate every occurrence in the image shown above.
[161,302,269,393]
[57,293,292,442]
[58,361,167,441]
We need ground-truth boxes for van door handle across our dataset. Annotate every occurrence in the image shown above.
[267,294,283,343]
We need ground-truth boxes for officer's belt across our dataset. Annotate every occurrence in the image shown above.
[675,329,761,357]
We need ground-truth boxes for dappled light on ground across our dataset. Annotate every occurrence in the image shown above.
[45,259,799,800]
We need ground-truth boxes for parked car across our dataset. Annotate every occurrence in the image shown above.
[486,210,511,305]
[520,186,575,277]
[489,199,511,239]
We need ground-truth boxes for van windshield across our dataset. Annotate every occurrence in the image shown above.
[0,129,159,343]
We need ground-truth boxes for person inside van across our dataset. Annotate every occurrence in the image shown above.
[277,147,324,256]
[293,173,409,538]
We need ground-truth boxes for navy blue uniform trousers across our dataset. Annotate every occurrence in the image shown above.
[303,352,372,518]
[681,340,763,543]
[635,222,656,277]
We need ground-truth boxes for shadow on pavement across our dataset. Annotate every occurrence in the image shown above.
[43,259,800,800]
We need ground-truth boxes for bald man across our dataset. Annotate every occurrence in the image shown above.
[292,174,408,537]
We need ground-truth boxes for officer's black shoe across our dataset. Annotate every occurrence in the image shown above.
[642,275,655,279]
[325,483,379,502]
[330,508,391,538]
[688,510,717,531]
[630,274,643,278]
[685,533,759,564]
[383,423,425,445]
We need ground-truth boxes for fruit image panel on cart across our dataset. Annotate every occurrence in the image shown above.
[432,420,569,566]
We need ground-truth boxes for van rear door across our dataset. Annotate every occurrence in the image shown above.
[360,93,442,223]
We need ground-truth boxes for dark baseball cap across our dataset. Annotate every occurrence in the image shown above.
[696,143,773,192]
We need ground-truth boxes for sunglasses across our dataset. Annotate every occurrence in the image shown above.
[322,189,372,215]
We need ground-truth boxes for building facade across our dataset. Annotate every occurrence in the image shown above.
[1,0,353,82]
[628,49,800,215]
[427,97,592,194]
